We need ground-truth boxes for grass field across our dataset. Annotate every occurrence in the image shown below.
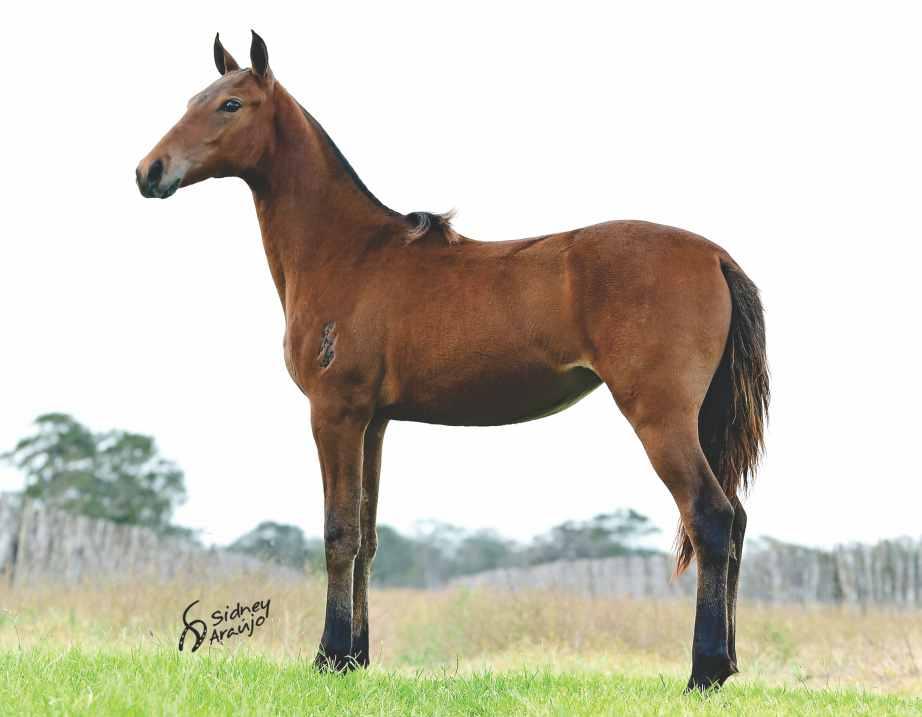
[2,651,920,716]
[1,576,921,715]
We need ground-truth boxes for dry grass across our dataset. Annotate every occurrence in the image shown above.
[1,575,920,695]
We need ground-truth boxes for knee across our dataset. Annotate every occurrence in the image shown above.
[325,523,361,566]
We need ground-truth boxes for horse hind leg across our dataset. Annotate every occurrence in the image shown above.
[631,410,737,691]
[726,496,747,667]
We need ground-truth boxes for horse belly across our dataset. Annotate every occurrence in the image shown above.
[385,361,602,427]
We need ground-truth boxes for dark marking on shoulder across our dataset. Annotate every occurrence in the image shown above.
[318,321,337,369]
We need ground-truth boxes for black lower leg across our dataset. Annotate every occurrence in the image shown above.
[726,496,747,667]
[316,595,354,671]
[687,495,736,692]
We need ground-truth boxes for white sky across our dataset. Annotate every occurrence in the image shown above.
[2,3,920,551]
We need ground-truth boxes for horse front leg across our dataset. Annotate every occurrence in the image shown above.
[311,404,368,672]
[349,417,387,667]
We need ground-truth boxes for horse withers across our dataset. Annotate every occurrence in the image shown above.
[136,32,768,691]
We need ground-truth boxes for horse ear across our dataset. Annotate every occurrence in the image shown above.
[250,30,271,78]
[213,33,240,75]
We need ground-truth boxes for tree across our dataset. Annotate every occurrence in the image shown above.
[2,413,188,534]
[372,524,426,586]
[372,522,491,587]
[525,509,660,565]
[227,521,319,571]
[451,530,517,577]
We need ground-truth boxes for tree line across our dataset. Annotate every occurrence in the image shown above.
[229,509,661,587]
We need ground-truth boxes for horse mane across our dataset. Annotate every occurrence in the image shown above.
[295,102,460,246]
[405,210,461,245]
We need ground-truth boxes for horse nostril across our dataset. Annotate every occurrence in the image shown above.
[147,159,164,185]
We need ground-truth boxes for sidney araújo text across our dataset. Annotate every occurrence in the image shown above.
[179,598,271,652]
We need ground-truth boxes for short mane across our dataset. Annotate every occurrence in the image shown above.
[296,102,460,246]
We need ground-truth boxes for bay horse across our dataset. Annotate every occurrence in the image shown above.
[136,32,768,691]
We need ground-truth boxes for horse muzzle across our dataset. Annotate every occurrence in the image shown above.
[135,157,183,199]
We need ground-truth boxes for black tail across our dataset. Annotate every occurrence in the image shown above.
[676,260,770,574]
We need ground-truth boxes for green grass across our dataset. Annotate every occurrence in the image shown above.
[1,650,919,717]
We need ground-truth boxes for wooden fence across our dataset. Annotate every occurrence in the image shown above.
[0,495,301,587]
[451,537,922,607]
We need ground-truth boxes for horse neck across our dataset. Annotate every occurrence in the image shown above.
[248,87,400,307]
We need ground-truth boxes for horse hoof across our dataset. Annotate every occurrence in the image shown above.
[313,651,358,673]
[347,652,370,669]
[684,654,738,693]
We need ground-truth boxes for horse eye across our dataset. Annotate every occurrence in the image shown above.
[220,99,242,113]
